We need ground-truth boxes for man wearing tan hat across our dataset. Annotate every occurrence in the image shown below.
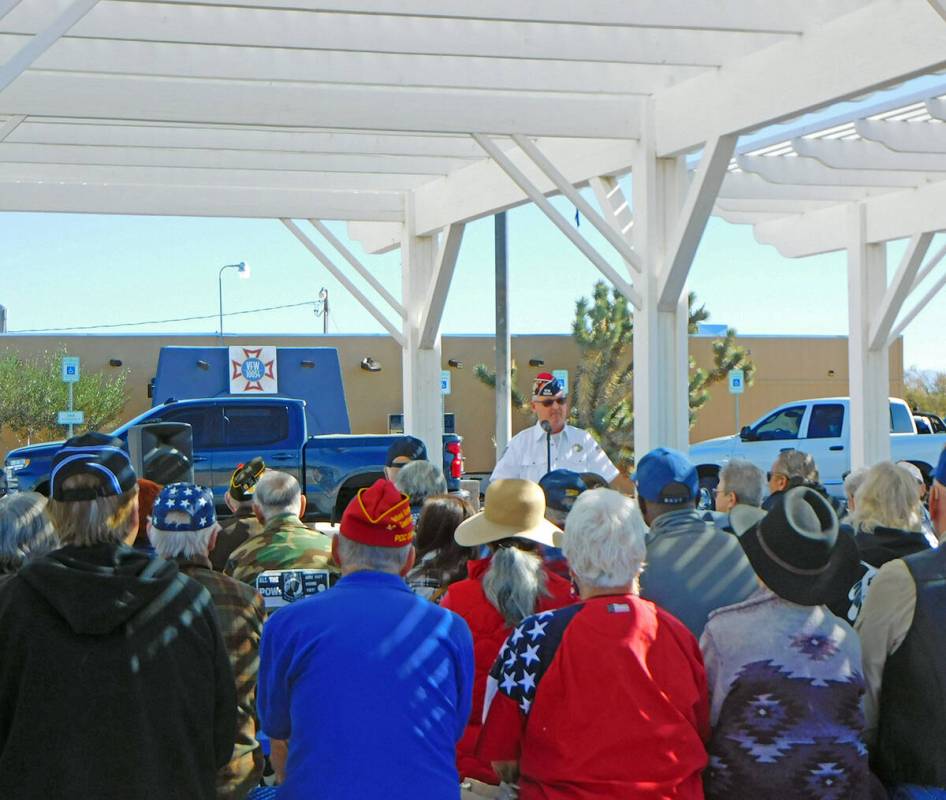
[490,372,634,494]
[257,478,474,800]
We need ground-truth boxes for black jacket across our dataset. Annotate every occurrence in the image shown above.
[854,525,930,568]
[0,543,236,800]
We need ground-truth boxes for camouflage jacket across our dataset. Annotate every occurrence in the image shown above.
[211,511,263,572]
[224,513,336,588]
[177,555,267,800]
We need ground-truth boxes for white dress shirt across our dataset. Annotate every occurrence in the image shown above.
[489,422,619,485]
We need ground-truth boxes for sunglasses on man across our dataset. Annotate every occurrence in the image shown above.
[538,397,567,407]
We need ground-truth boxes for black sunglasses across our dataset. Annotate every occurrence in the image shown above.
[539,397,567,407]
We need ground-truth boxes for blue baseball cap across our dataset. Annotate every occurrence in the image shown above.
[539,469,587,514]
[151,482,217,531]
[633,447,699,505]
[934,447,946,485]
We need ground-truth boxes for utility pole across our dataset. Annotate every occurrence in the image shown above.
[319,287,329,334]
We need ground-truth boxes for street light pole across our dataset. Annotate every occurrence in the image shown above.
[218,261,249,337]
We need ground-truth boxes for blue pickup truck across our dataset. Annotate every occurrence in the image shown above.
[2,346,463,520]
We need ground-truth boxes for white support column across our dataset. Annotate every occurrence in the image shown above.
[632,115,691,457]
[402,197,444,464]
[419,223,465,348]
[847,203,891,469]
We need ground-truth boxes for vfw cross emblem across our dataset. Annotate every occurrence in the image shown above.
[229,346,278,393]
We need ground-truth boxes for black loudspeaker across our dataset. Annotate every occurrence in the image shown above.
[128,423,194,485]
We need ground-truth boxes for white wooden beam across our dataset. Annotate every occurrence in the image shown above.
[928,0,946,23]
[282,219,405,345]
[658,133,737,310]
[0,35,705,96]
[909,241,946,293]
[307,219,405,319]
[346,221,403,256]
[737,154,928,188]
[0,0,98,95]
[419,223,465,349]
[150,0,865,34]
[793,137,946,172]
[718,171,874,202]
[869,232,934,350]
[855,119,946,155]
[0,1,23,23]
[589,176,634,237]
[928,97,946,121]
[714,209,793,226]
[511,133,642,274]
[654,0,946,155]
[8,4,787,67]
[0,73,643,139]
[0,113,23,141]
[716,198,838,214]
[888,269,946,346]
[412,137,635,236]
[472,132,641,308]
[0,180,404,220]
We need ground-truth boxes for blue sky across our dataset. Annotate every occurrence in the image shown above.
[3,73,946,371]
[3,203,943,370]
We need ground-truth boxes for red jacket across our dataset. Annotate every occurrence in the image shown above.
[441,556,574,783]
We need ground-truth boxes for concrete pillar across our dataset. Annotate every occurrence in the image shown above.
[847,203,890,468]
[631,128,690,458]
[401,210,443,464]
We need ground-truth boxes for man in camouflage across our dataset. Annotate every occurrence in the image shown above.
[148,481,266,800]
[224,470,336,587]
[211,457,266,571]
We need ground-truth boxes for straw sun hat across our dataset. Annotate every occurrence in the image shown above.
[455,479,558,548]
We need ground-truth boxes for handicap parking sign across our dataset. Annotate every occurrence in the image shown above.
[728,368,745,395]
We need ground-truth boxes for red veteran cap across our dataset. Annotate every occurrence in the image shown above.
[340,478,414,547]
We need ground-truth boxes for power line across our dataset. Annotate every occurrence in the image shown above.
[10,300,320,333]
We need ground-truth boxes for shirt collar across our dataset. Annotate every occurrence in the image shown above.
[534,421,568,442]
[336,570,411,591]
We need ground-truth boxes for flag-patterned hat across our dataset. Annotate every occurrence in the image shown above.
[340,478,414,547]
[151,482,217,531]
[532,372,564,400]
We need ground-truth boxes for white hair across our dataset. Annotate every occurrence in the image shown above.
[0,492,58,572]
[844,467,869,501]
[148,511,216,559]
[562,489,647,589]
[482,544,548,627]
[394,460,447,506]
[336,534,412,574]
[851,461,922,533]
[253,470,302,520]
[719,459,765,507]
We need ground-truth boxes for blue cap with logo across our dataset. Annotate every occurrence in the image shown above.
[151,482,217,531]
[539,469,587,514]
[633,447,699,505]
[934,447,946,486]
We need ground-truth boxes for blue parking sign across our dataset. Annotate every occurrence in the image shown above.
[728,368,744,395]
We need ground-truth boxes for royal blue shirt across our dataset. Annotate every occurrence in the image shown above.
[258,570,474,799]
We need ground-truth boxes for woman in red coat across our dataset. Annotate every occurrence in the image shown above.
[441,479,574,785]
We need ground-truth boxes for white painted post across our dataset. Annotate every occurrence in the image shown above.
[495,212,512,457]
[847,203,891,469]
[402,200,444,465]
[631,122,690,458]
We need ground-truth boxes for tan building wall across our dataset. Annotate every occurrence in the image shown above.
[0,333,903,472]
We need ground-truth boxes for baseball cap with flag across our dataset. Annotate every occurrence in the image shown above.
[151,482,217,532]
[50,433,137,502]
[340,478,414,547]
[532,372,565,400]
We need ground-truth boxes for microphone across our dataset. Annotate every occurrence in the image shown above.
[540,420,552,475]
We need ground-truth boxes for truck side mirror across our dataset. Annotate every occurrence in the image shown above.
[739,425,754,441]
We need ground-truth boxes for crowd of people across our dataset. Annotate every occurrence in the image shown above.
[0,370,943,799]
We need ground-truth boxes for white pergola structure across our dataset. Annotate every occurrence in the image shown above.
[715,81,946,467]
[2,0,946,465]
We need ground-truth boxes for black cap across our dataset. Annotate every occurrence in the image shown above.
[51,433,137,502]
[229,457,266,502]
[385,435,428,467]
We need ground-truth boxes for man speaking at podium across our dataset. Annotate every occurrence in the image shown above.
[490,372,634,494]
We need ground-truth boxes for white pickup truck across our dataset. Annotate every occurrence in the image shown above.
[689,397,946,498]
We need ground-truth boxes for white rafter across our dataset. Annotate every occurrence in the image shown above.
[282,219,405,345]
[793,137,946,172]
[419,224,465,349]
[855,119,946,155]
[869,232,934,349]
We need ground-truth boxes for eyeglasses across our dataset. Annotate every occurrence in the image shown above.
[539,398,567,407]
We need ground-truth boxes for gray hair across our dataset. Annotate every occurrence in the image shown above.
[843,467,869,501]
[773,449,820,483]
[148,511,216,560]
[394,460,447,506]
[253,470,302,520]
[46,475,138,547]
[336,533,412,574]
[719,459,765,507]
[482,544,548,627]
[851,461,922,533]
[0,492,59,572]
[562,489,647,589]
